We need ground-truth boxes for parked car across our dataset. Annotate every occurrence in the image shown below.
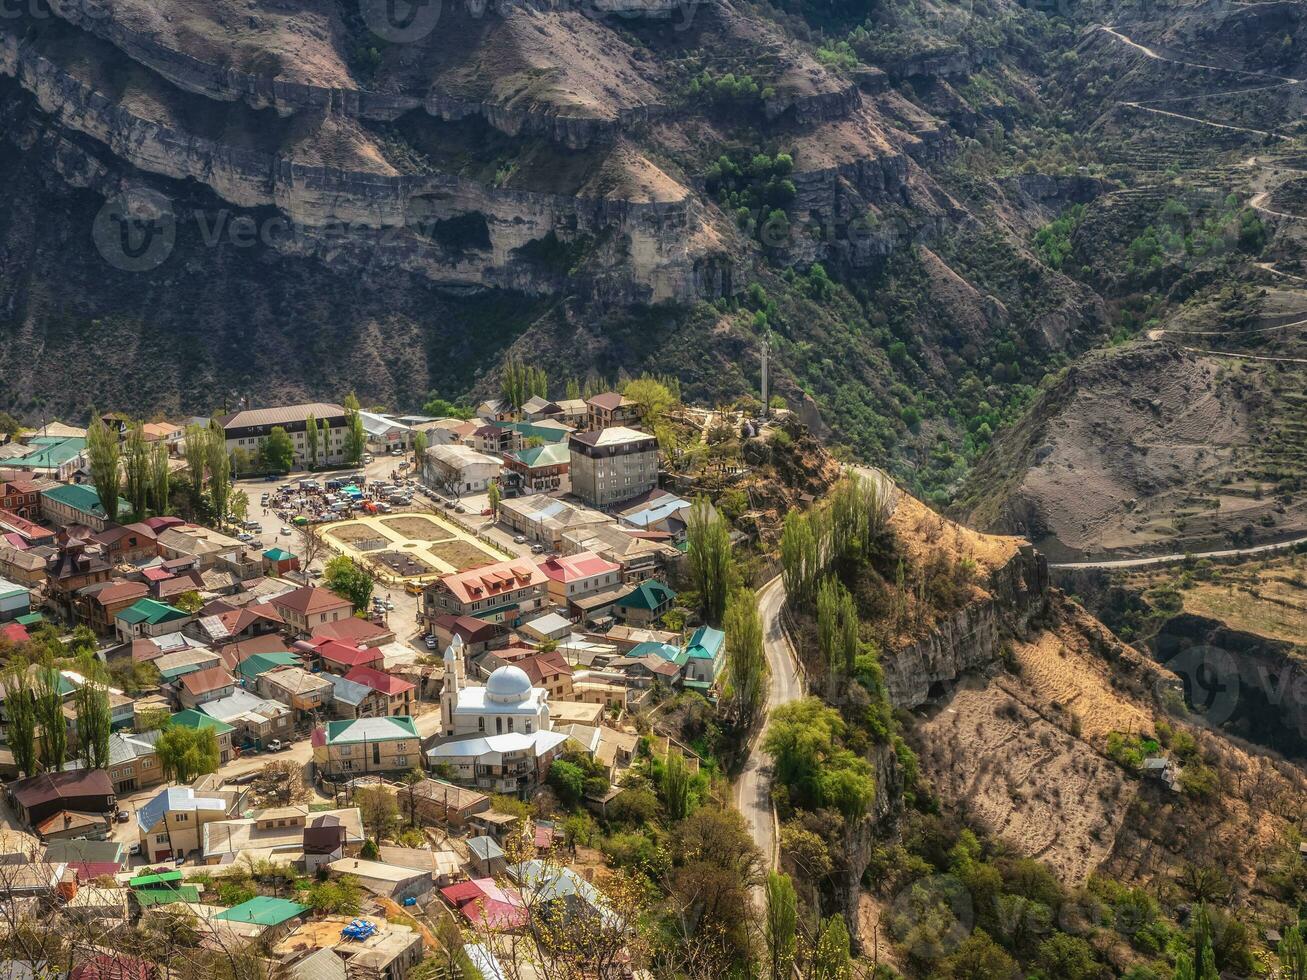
[424,635,438,649]
[115,810,130,823]
[128,842,141,856]
[267,739,285,752]
[531,544,546,554]
[280,527,292,536]
[513,535,527,544]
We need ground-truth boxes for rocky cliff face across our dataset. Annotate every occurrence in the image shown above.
[881,544,1051,709]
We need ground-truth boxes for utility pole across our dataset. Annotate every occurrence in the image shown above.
[760,335,771,419]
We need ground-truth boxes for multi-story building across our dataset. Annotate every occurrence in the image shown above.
[170,709,236,763]
[216,403,350,468]
[421,444,502,496]
[501,443,570,495]
[0,479,44,519]
[270,585,353,636]
[136,786,234,863]
[567,427,658,507]
[538,551,622,607]
[585,392,641,430]
[312,716,421,777]
[105,731,164,794]
[39,484,130,532]
[343,667,416,716]
[421,558,548,629]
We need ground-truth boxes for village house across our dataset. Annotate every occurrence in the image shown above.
[0,478,44,519]
[115,598,192,643]
[611,579,676,626]
[0,576,31,622]
[406,778,490,829]
[421,559,549,629]
[519,395,563,422]
[427,614,510,657]
[560,521,678,583]
[200,688,293,749]
[312,716,421,778]
[257,667,335,722]
[0,545,47,586]
[156,525,245,570]
[9,770,116,827]
[567,427,659,508]
[39,484,131,533]
[421,444,502,496]
[680,624,726,690]
[93,522,160,564]
[202,806,363,866]
[0,508,57,548]
[539,551,622,609]
[617,489,697,542]
[177,666,239,709]
[137,786,235,863]
[501,443,570,495]
[585,392,641,430]
[105,730,164,794]
[271,586,353,636]
[343,667,416,716]
[470,424,521,456]
[310,637,385,674]
[498,494,612,549]
[78,581,148,634]
[217,403,350,467]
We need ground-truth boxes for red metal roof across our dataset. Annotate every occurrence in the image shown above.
[315,640,381,670]
[344,666,415,697]
[440,878,527,930]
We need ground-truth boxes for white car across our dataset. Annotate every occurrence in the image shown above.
[424,635,438,649]
[280,527,292,536]
[513,535,527,544]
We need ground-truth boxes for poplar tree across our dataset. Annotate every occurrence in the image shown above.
[123,422,150,519]
[3,661,37,777]
[724,588,768,726]
[149,440,170,514]
[687,496,733,625]
[764,872,798,980]
[85,412,121,524]
[75,675,112,772]
[343,393,365,465]
[183,423,209,516]
[34,662,67,773]
[305,414,320,469]
[206,421,232,523]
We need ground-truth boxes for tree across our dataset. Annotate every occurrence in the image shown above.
[422,396,472,419]
[123,423,150,520]
[622,375,678,425]
[174,590,205,614]
[763,698,875,819]
[33,663,67,773]
[3,662,37,777]
[74,676,112,772]
[207,421,232,523]
[324,554,375,612]
[686,497,733,625]
[501,357,548,410]
[183,423,209,517]
[85,412,122,525]
[780,508,824,608]
[763,872,797,980]
[811,915,852,980]
[1280,925,1307,980]
[261,426,295,473]
[136,706,172,733]
[723,588,767,726]
[565,378,581,400]
[302,875,362,915]
[487,480,501,516]
[305,414,320,469]
[816,576,859,684]
[411,430,427,472]
[940,929,1019,979]
[156,724,220,782]
[295,524,327,578]
[149,440,171,515]
[343,393,366,465]
[548,760,586,804]
[660,750,693,821]
[230,490,249,523]
[355,786,399,842]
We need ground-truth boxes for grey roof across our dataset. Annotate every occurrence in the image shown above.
[43,838,125,866]
[217,403,346,429]
[106,730,160,767]
[286,948,348,980]
[466,836,504,861]
[136,786,227,833]
[328,674,371,707]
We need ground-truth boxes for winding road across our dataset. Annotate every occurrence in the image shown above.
[733,574,806,871]
[1049,533,1307,570]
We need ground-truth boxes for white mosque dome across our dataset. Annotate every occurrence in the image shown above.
[485,665,532,703]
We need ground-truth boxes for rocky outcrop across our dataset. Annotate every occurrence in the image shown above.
[0,30,719,303]
[45,0,672,149]
[881,545,1051,709]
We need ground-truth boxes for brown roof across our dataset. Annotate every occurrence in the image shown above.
[180,666,236,697]
[311,618,390,646]
[216,403,345,429]
[271,585,351,616]
[11,770,113,807]
[92,582,149,606]
[516,650,572,685]
[586,392,632,411]
[218,634,291,663]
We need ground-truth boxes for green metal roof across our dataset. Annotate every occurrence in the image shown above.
[39,482,130,517]
[262,548,294,562]
[324,715,419,744]
[170,709,235,736]
[134,886,201,907]
[512,443,570,468]
[504,421,570,444]
[15,612,43,626]
[116,598,188,626]
[239,652,299,681]
[615,579,675,612]
[129,870,184,888]
[214,896,309,926]
[14,437,85,470]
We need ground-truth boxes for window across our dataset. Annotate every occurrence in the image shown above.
[175,812,188,822]
[396,755,407,767]
[477,718,485,732]
[156,834,168,844]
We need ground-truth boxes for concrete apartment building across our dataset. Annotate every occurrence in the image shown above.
[421,559,548,629]
[216,403,349,468]
[312,716,421,777]
[568,427,659,507]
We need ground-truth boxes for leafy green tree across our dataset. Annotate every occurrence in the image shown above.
[207,421,232,524]
[183,423,210,517]
[302,875,362,915]
[305,414,320,469]
[412,430,427,472]
[156,724,220,782]
[1037,933,1097,980]
[687,497,733,625]
[324,554,375,612]
[85,412,122,525]
[763,698,875,819]
[343,393,366,465]
[780,508,824,608]
[123,422,150,520]
[422,396,472,419]
[74,676,112,772]
[811,915,852,980]
[660,750,693,821]
[3,662,37,777]
[763,872,797,980]
[175,590,205,614]
[1280,925,1307,980]
[487,480,501,516]
[548,760,586,804]
[939,928,1018,979]
[34,662,67,772]
[622,376,678,425]
[261,426,296,473]
[230,489,249,523]
[723,588,767,726]
[149,440,171,515]
[501,357,548,410]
